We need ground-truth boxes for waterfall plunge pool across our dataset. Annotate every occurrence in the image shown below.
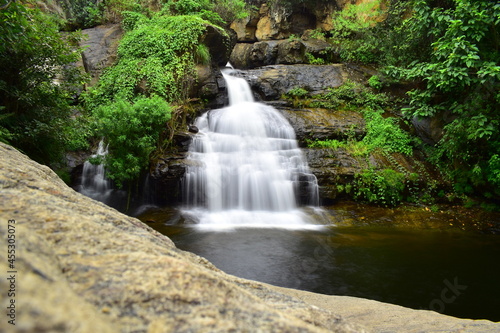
[138,204,500,322]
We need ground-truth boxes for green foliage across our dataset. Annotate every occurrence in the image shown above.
[302,79,416,206]
[314,80,391,110]
[60,0,104,28]
[165,0,248,25]
[195,44,211,66]
[330,0,419,65]
[306,52,325,65]
[0,1,87,164]
[389,0,500,199]
[283,87,309,107]
[362,109,413,156]
[84,10,229,186]
[85,14,222,107]
[212,0,248,21]
[285,87,309,98]
[170,0,207,15]
[308,29,327,41]
[121,10,148,31]
[65,111,93,151]
[93,96,171,186]
[330,0,385,63]
[354,168,406,207]
[307,139,344,150]
[298,80,413,156]
[368,75,382,90]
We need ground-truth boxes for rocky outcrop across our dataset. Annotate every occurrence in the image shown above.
[229,38,336,69]
[79,22,232,100]
[0,142,367,333]
[202,24,235,66]
[273,103,366,145]
[237,64,367,100]
[3,144,499,333]
[304,147,441,204]
[189,24,235,103]
[151,132,194,205]
[230,0,339,42]
[80,24,123,85]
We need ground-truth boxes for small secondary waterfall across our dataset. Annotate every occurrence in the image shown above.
[182,67,320,229]
[79,140,112,204]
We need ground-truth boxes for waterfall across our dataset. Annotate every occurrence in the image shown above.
[182,67,320,230]
[78,140,112,204]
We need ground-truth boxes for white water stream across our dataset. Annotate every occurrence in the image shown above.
[79,140,112,204]
[182,67,320,230]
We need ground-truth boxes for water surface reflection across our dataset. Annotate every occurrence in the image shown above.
[139,206,500,321]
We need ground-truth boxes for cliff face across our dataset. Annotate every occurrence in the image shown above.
[0,142,365,332]
[71,0,445,207]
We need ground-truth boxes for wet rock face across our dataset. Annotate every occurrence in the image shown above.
[0,142,367,333]
[203,24,235,66]
[151,132,194,205]
[230,1,339,42]
[229,38,336,69]
[238,64,365,100]
[80,24,123,85]
[275,105,366,145]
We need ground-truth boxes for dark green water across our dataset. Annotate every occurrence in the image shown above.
[140,206,500,321]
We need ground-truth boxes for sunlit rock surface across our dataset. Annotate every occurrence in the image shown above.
[0,143,365,333]
[2,143,500,332]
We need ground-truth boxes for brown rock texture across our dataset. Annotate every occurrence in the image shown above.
[0,143,366,333]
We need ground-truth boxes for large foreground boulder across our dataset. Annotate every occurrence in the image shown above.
[0,142,365,333]
[2,144,499,332]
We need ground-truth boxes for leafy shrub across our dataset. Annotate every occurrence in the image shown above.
[362,109,413,156]
[303,80,413,156]
[330,0,385,63]
[391,0,500,199]
[354,168,406,207]
[315,80,390,110]
[121,10,148,30]
[93,96,171,186]
[306,52,326,65]
[307,139,344,150]
[286,87,309,98]
[170,0,207,14]
[85,14,224,107]
[165,0,248,25]
[0,2,86,164]
[368,75,382,90]
[195,44,211,66]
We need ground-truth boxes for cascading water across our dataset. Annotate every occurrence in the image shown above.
[78,140,112,204]
[182,67,320,230]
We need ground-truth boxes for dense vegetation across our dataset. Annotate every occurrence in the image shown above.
[1,0,498,208]
[324,0,500,207]
[0,1,86,164]
[1,0,246,187]
[286,81,426,207]
[81,0,246,185]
